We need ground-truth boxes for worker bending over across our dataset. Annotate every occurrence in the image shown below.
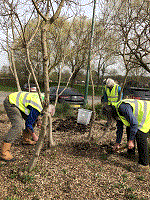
[102,99,150,172]
[0,92,45,162]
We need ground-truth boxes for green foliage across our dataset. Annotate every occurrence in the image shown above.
[86,162,95,168]
[0,83,103,96]
[25,187,35,193]
[84,103,92,110]
[73,84,103,96]
[113,182,124,189]
[124,193,138,200]
[136,176,145,181]
[94,103,105,120]
[62,169,67,175]
[121,173,128,182]
[84,103,106,120]
[10,171,18,179]
[19,174,34,184]
[5,197,19,200]
[12,184,18,195]
[99,153,108,160]
[54,102,76,118]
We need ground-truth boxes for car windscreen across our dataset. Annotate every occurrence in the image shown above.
[59,88,81,95]
[50,87,82,96]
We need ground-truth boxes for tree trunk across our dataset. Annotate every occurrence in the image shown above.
[70,67,81,87]
[88,66,95,140]
[10,48,21,91]
[28,111,48,172]
[28,24,53,171]
[28,0,66,171]
[96,58,101,92]
[10,14,21,91]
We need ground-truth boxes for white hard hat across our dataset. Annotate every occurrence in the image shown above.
[106,78,115,87]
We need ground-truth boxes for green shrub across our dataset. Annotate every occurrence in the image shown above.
[84,103,92,110]
[54,102,76,118]
[94,103,105,120]
[73,84,103,96]
[84,103,106,120]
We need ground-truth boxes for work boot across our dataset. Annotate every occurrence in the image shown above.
[0,142,15,161]
[22,129,36,145]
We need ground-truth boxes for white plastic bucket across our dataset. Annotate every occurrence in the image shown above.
[77,108,92,125]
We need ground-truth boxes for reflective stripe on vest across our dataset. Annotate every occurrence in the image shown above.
[9,92,43,115]
[115,99,150,133]
[105,84,119,105]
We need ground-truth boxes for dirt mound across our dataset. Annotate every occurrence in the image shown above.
[53,116,90,134]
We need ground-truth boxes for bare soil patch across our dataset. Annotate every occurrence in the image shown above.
[0,114,150,200]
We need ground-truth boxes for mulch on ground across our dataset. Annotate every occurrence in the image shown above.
[0,114,150,200]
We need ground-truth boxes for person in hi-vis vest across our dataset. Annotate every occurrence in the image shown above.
[102,99,150,172]
[103,78,123,105]
[0,92,54,162]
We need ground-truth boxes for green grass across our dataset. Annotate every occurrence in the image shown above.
[54,102,76,118]
[0,85,17,92]
[5,197,19,200]
[20,174,35,183]
[73,84,103,96]
[25,187,35,193]
[136,175,145,181]
[0,84,103,96]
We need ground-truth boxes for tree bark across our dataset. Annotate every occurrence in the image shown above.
[28,0,66,171]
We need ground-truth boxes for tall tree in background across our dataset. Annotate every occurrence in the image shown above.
[0,0,22,91]
[65,17,90,87]
[107,0,150,74]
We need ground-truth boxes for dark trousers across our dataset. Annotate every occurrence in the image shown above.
[126,127,149,166]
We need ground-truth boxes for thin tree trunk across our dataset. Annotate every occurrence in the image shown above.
[28,0,66,171]
[119,69,130,100]
[28,111,48,172]
[10,48,21,91]
[96,58,101,92]
[28,24,53,171]
[88,65,95,139]
[26,46,43,102]
[48,114,55,147]
[11,14,21,91]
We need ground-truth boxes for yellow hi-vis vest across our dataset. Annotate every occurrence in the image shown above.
[9,92,43,115]
[115,99,150,133]
[105,84,119,105]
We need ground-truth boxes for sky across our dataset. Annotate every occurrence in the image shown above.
[0,0,102,70]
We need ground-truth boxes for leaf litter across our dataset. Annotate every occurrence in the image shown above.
[0,114,150,200]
